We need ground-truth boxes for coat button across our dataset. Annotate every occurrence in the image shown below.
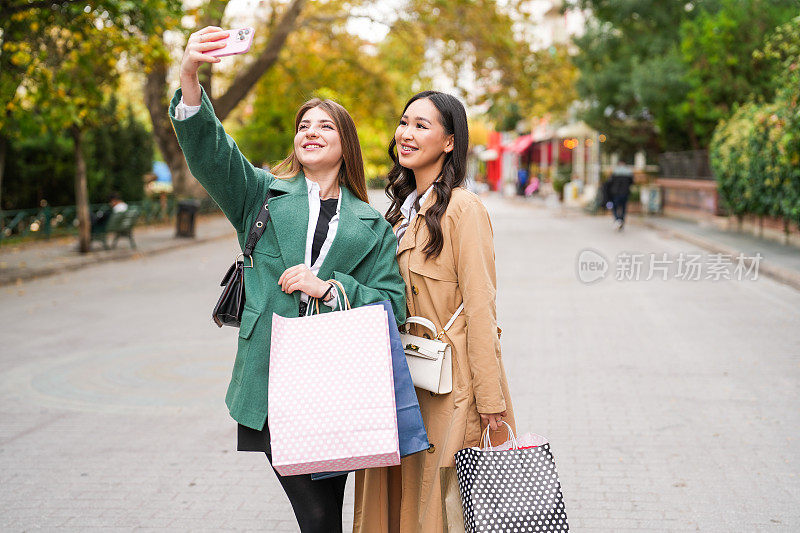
[412,285,419,295]
[427,444,436,453]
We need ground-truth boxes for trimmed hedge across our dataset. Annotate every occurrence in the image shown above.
[710,17,800,231]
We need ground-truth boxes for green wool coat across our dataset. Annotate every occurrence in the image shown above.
[169,88,407,430]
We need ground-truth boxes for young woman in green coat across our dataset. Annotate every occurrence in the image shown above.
[169,26,406,533]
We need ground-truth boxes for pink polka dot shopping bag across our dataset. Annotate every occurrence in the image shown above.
[268,280,400,476]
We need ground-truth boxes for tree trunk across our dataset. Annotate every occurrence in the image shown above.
[144,60,201,198]
[784,218,790,246]
[71,125,91,254]
[0,134,6,211]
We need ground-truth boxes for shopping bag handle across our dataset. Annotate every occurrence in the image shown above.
[304,298,321,317]
[305,280,351,316]
[326,279,351,310]
[481,421,518,450]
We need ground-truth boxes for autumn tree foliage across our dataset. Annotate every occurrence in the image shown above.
[1,0,181,252]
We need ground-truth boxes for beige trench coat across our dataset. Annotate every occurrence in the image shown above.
[353,187,516,533]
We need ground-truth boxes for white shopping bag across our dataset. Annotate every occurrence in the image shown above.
[268,283,399,476]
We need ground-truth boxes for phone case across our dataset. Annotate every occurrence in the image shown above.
[208,27,255,57]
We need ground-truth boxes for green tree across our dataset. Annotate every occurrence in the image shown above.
[569,0,795,155]
[2,98,153,210]
[1,1,180,252]
[754,15,800,98]
[710,17,800,237]
[86,98,154,204]
[2,132,75,209]
[679,0,797,146]
[568,0,689,157]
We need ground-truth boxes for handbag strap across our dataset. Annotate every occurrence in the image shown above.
[436,303,464,340]
[402,303,464,340]
[242,190,274,257]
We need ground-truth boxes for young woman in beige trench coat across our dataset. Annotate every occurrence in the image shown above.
[353,91,516,532]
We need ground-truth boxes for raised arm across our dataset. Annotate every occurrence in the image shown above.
[168,26,270,233]
[179,26,226,106]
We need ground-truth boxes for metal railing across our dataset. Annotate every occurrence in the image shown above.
[0,197,220,245]
[658,150,714,180]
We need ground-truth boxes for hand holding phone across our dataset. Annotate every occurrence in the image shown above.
[180,26,254,106]
[207,27,255,58]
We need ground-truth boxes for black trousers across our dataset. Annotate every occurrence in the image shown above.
[265,451,348,533]
[239,422,348,533]
[612,194,629,222]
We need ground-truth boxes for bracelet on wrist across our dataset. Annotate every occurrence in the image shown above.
[321,283,334,302]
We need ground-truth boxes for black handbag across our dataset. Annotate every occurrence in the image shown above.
[212,191,273,327]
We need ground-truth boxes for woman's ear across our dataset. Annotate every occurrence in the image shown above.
[444,134,455,154]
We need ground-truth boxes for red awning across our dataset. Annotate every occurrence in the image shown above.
[509,134,534,154]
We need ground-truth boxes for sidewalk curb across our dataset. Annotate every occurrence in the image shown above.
[0,229,233,287]
[628,216,800,292]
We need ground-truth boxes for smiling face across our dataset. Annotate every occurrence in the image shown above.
[395,97,454,173]
[294,106,343,173]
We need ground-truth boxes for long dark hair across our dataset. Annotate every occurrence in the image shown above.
[272,98,369,203]
[385,91,469,259]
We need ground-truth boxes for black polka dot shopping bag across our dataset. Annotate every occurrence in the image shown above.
[454,423,569,532]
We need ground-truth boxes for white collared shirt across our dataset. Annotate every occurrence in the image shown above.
[302,178,341,307]
[174,97,200,120]
[395,185,433,252]
[176,97,340,308]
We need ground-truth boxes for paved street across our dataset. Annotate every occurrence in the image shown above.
[1,193,799,532]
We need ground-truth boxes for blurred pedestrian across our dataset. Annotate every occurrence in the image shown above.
[516,167,529,195]
[524,175,540,196]
[353,91,516,532]
[607,162,634,231]
[90,192,127,232]
[169,26,406,533]
[109,192,128,214]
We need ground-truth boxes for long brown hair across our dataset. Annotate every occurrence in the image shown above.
[385,91,469,259]
[272,98,369,203]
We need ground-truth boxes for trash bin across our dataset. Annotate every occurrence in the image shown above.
[639,185,662,215]
[176,199,200,238]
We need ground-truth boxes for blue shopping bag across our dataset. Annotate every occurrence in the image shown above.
[312,300,429,480]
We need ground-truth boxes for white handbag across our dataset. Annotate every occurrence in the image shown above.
[400,303,464,395]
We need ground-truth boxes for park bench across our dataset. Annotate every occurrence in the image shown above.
[91,207,140,250]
